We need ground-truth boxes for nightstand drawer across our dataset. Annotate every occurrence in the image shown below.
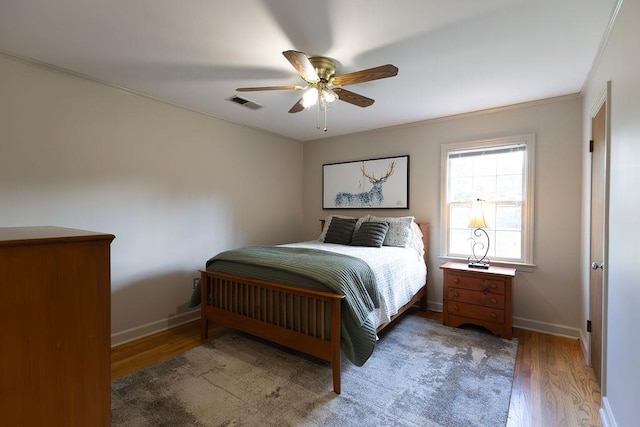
[446,273,505,294]
[448,288,505,308]
[448,301,505,323]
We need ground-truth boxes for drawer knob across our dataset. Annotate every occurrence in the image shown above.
[452,305,459,312]
[490,312,497,318]
[453,278,460,284]
[490,298,497,304]
[452,291,460,298]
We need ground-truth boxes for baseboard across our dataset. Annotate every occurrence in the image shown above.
[600,397,617,427]
[427,300,443,312]
[427,305,581,339]
[111,309,201,347]
[512,316,581,339]
[110,306,581,347]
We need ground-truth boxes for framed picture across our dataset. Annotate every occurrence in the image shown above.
[323,155,409,209]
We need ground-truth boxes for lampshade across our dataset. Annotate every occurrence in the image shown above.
[302,85,339,111]
[301,87,319,108]
[322,88,338,104]
[468,199,488,229]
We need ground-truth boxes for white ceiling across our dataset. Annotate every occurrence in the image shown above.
[0,0,615,141]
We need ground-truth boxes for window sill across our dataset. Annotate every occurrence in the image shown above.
[437,256,536,273]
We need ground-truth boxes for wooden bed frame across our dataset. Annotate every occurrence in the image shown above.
[200,221,429,394]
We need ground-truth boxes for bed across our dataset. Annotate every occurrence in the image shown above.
[199,215,429,394]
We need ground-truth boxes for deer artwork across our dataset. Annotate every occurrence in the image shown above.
[334,161,396,207]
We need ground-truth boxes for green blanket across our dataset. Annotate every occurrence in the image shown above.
[204,246,380,366]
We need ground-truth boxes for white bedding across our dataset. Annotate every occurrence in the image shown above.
[281,240,427,329]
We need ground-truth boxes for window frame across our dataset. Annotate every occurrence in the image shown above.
[440,133,536,267]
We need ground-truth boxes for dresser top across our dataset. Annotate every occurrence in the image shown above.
[440,261,516,277]
[0,226,115,246]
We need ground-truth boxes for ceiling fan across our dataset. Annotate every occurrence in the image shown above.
[236,50,399,131]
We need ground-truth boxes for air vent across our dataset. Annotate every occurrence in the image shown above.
[227,95,262,110]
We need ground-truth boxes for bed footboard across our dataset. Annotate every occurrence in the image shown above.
[200,270,345,393]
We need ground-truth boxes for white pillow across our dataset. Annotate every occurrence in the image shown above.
[368,215,414,247]
[408,221,425,258]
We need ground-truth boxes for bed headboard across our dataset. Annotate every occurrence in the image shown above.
[318,219,429,265]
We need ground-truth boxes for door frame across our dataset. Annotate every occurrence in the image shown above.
[588,81,611,394]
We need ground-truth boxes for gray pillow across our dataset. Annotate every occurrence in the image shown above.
[350,221,389,247]
[318,215,355,241]
[323,217,357,245]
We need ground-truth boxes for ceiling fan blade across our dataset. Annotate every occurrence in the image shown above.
[332,64,398,86]
[236,85,305,92]
[288,98,305,113]
[333,88,375,108]
[283,50,320,83]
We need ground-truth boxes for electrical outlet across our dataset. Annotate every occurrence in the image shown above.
[193,278,200,289]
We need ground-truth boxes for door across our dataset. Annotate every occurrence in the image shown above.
[589,98,606,386]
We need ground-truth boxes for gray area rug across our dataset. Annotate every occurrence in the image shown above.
[112,315,518,426]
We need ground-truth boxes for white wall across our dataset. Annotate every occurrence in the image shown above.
[0,54,303,345]
[303,96,584,337]
[581,0,639,425]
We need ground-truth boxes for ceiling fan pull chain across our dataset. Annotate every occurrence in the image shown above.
[316,99,321,130]
[323,106,328,132]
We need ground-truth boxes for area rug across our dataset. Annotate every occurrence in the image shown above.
[112,315,518,426]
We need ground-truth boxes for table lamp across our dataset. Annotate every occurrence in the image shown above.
[468,199,490,269]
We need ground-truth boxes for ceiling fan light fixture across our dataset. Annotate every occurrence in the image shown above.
[321,88,338,105]
[301,87,319,108]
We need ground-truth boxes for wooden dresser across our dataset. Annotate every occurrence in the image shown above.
[441,262,515,339]
[0,227,115,426]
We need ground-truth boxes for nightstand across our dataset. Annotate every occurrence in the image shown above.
[440,262,516,339]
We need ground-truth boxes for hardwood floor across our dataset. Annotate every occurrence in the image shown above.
[111,311,602,426]
[506,328,601,427]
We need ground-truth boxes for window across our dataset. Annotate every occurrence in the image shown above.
[440,134,535,265]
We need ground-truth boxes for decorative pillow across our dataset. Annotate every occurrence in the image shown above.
[319,215,354,241]
[350,221,389,247]
[369,215,415,247]
[323,217,357,245]
[354,214,370,233]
